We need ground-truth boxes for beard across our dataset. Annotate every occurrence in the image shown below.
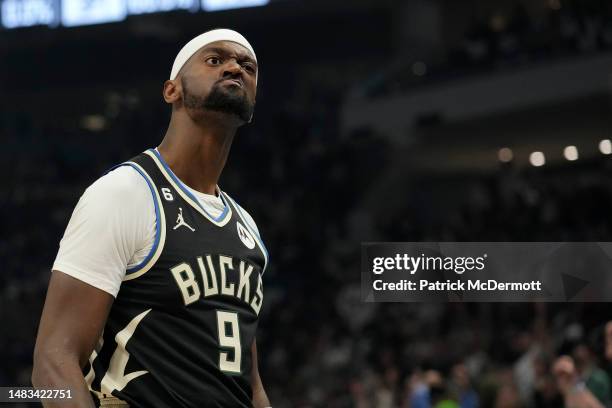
[182,77,254,122]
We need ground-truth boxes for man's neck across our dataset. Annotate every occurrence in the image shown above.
[158,112,239,196]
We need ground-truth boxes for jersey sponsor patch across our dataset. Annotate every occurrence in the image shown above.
[236,222,256,249]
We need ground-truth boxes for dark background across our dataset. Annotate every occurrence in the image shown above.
[2,0,612,407]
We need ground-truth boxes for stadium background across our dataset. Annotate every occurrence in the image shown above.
[2,0,612,406]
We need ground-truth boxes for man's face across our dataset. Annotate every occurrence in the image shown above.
[179,40,257,123]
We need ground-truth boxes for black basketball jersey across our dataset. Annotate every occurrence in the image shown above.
[84,149,268,408]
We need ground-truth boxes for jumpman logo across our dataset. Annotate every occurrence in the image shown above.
[173,207,195,232]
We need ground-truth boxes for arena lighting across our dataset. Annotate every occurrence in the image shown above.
[563,145,578,161]
[61,0,125,27]
[1,0,59,28]
[80,114,107,132]
[128,0,198,15]
[529,151,546,167]
[201,0,269,11]
[599,139,612,155]
[497,147,513,163]
[0,0,269,29]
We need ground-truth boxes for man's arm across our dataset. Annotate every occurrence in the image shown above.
[251,339,271,408]
[32,271,114,408]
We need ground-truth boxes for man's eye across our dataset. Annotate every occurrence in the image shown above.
[242,63,256,73]
[206,57,222,65]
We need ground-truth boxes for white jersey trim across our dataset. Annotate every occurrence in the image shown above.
[145,149,233,227]
[123,162,166,281]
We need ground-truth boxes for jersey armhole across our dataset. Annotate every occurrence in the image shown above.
[106,162,166,280]
[222,192,269,275]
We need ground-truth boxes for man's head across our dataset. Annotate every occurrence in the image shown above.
[164,29,257,125]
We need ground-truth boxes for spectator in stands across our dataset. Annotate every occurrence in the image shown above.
[553,355,605,408]
[450,362,479,408]
[574,342,612,406]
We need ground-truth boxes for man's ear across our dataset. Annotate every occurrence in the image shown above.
[163,79,181,104]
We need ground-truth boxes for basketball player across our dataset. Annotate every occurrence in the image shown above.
[32,29,271,408]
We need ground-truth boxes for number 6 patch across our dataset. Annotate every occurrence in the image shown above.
[161,187,174,201]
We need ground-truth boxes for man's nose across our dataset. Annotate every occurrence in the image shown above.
[222,59,242,77]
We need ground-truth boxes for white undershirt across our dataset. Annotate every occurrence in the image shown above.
[53,161,259,298]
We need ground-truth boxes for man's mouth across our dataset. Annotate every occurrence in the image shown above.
[220,78,243,88]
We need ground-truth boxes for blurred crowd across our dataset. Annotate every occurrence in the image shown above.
[455,0,612,67]
[341,306,612,408]
[366,0,612,96]
[260,157,612,408]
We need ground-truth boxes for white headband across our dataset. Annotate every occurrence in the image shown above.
[169,28,257,80]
